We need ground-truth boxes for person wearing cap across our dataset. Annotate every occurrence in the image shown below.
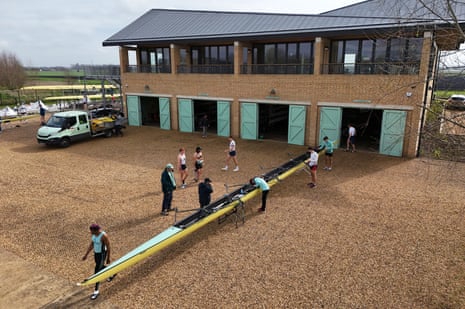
[198,177,213,207]
[250,176,270,212]
[161,163,176,215]
[305,146,319,188]
[82,223,115,300]
[193,146,204,182]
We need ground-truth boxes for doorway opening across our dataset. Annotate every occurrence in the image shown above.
[140,96,160,126]
[193,100,218,134]
[341,108,383,151]
[258,103,289,141]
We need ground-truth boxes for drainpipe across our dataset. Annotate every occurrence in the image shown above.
[416,34,439,157]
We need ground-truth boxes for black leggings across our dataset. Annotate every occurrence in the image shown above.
[94,251,107,291]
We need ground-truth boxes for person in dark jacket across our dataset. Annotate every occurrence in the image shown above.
[161,163,176,216]
[198,178,213,207]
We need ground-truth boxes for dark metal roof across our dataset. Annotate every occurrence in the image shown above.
[103,0,465,47]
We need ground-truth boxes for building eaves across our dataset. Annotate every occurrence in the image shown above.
[103,3,465,47]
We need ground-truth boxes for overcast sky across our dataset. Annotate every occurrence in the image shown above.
[1,0,361,67]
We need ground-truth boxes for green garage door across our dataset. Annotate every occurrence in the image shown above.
[159,97,171,130]
[217,101,230,137]
[380,110,407,157]
[127,95,141,126]
[178,98,193,132]
[288,105,306,145]
[240,103,258,140]
[319,107,342,148]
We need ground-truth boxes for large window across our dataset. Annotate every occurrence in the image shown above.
[248,41,314,74]
[136,47,171,73]
[186,45,234,73]
[328,37,423,75]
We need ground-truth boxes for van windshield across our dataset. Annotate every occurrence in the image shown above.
[46,116,76,128]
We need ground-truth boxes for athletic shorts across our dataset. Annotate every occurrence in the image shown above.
[229,151,236,157]
[309,165,318,171]
[349,136,356,144]
[325,152,333,157]
[195,160,203,170]
[181,164,187,170]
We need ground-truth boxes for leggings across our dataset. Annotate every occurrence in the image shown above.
[93,251,107,291]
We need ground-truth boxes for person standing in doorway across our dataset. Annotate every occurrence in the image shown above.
[198,177,213,207]
[306,146,319,188]
[161,163,176,216]
[250,176,270,212]
[193,146,204,182]
[222,136,239,172]
[82,223,115,300]
[320,136,334,170]
[200,114,209,137]
[346,124,356,152]
[177,148,188,188]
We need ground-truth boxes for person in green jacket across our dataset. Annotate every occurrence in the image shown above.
[161,163,176,216]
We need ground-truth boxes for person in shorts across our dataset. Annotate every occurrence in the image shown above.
[346,124,356,152]
[306,146,319,188]
[320,136,334,170]
[193,146,204,182]
[222,136,239,172]
[177,148,188,188]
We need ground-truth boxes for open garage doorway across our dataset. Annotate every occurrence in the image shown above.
[193,100,217,135]
[258,103,289,141]
[341,108,383,152]
[140,96,160,126]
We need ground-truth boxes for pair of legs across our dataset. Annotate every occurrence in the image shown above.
[308,166,317,188]
[346,136,356,152]
[194,163,202,181]
[91,251,106,299]
[202,126,207,137]
[260,190,269,211]
[223,151,239,171]
[324,153,333,170]
[162,191,173,215]
[179,166,188,187]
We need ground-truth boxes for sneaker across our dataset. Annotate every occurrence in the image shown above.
[181,184,186,189]
[257,207,266,213]
[328,167,332,171]
[233,166,239,172]
[308,183,316,188]
[161,211,168,216]
[107,274,117,282]
[221,166,228,171]
[323,167,328,170]
[90,291,99,300]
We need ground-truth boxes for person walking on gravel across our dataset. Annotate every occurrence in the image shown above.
[82,223,115,300]
[198,177,213,207]
[306,146,319,188]
[193,146,204,182]
[222,136,239,172]
[177,148,188,188]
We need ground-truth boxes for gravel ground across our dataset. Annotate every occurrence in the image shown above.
[1,117,465,308]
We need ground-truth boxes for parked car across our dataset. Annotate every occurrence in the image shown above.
[445,94,465,110]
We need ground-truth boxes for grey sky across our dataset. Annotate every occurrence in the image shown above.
[1,0,360,67]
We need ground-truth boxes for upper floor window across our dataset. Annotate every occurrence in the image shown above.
[181,44,234,73]
[328,37,423,75]
[137,47,171,73]
[249,41,314,74]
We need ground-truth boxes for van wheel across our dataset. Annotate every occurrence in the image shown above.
[59,137,71,148]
